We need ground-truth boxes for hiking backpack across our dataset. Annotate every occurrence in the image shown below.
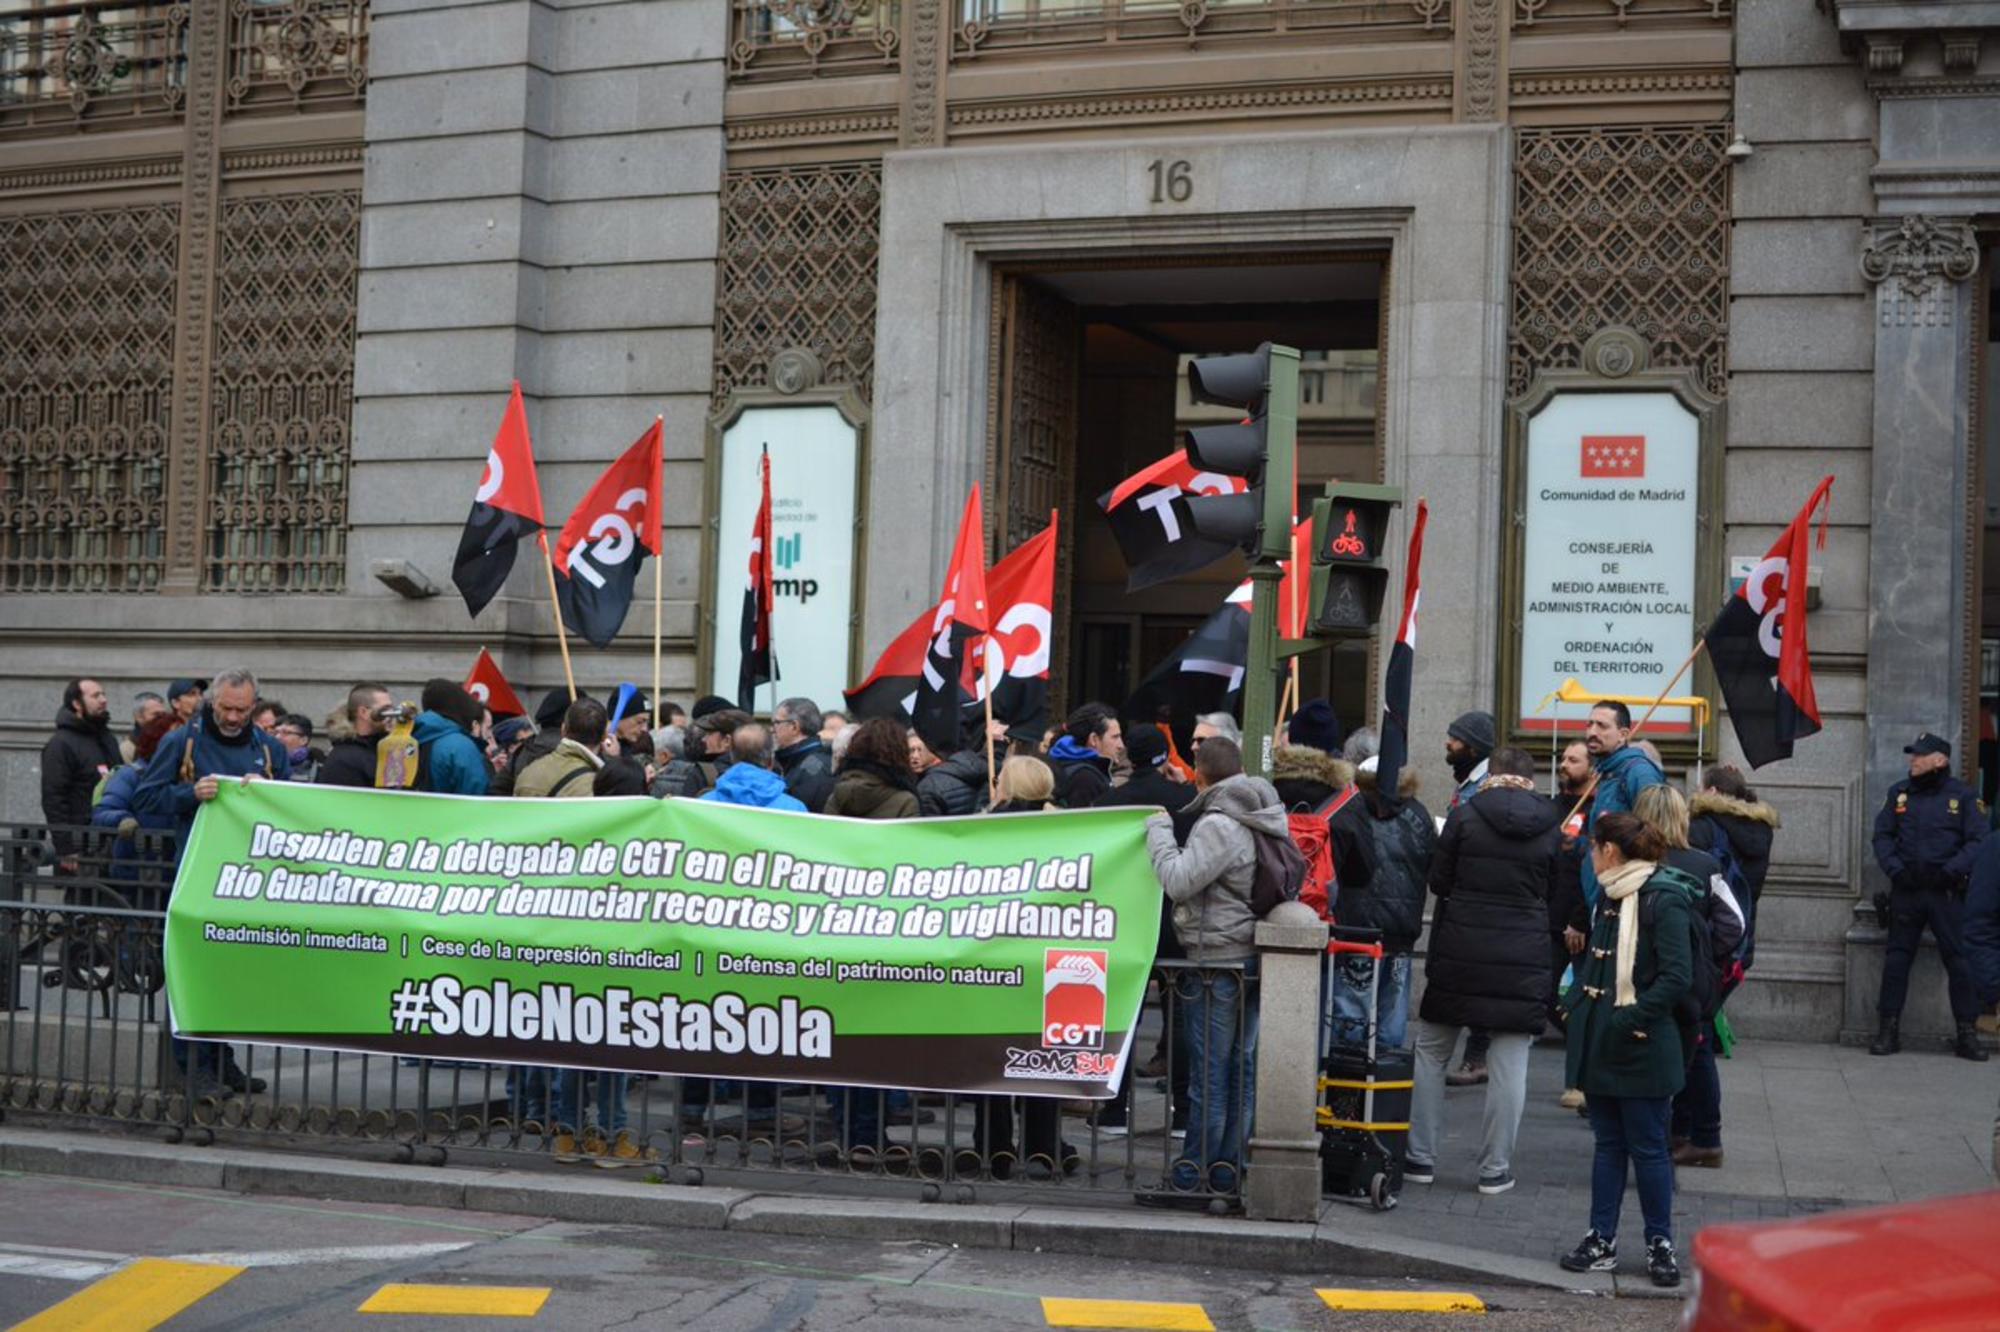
[1285,787,1356,923]
[1248,823,1311,918]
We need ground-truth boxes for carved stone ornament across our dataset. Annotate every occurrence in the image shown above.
[769,347,823,395]
[1581,327,1650,379]
[1861,215,1981,328]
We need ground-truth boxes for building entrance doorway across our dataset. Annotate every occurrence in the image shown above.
[986,255,1386,739]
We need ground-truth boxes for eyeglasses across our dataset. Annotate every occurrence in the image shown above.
[1190,736,1207,748]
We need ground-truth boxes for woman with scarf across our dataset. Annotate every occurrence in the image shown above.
[1558,812,1696,1290]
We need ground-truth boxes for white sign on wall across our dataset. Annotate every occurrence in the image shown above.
[1518,391,1700,734]
[709,404,859,711]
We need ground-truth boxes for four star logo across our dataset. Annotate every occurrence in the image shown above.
[1581,435,1646,479]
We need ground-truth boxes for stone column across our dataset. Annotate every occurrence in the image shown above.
[1848,215,1983,1039]
[1245,901,1329,1223]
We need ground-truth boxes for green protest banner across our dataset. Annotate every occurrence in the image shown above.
[164,781,1160,1097]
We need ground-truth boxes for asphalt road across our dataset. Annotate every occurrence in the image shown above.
[0,1170,1687,1331]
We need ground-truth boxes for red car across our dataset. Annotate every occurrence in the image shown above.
[1685,1190,2000,1331]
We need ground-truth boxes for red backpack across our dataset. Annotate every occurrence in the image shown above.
[1287,786,1355,922]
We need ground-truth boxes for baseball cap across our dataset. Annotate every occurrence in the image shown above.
[167,678,208,699]
[1904,732,1952,758]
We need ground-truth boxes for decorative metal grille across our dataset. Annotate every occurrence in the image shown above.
[1513,0,1729,28]
[715,164,882,408]
[1509,124,1730,401]
[730,0,900,80]
[226,0,367,111]
[0,2,189,132]
[956,0,1449,60]
[204,189,360,594]
[0,204,180,593]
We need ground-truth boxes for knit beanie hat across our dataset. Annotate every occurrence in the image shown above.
[1125,722,1169,769]
[1286,699,1344,756]
[1447,710,1497,759]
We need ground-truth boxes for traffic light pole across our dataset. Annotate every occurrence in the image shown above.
[1240,344,1299,777]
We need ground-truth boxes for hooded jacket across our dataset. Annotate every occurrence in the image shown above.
[412,710,490,796]
[1047,736,1112,809]
[1423,783,1563,1033]
[825,760,921,820]
[1269,744,1378,901]
[1353,764,1437,952]
[1688,791,1778,904]
[1580,744,1664,906]
[917,750,989,817]
[776,738,837,813]
[1144,774,1287,963]
[512,737,601,799]
[316,718,383,790]
[41,710,124,850]
[701,763,808,812]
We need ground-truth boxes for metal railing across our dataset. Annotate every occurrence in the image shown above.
[3,821,1254,1208]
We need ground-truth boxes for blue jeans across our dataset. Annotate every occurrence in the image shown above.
[512,1067,556,1126]
[552,1069,629,1135]
[829,1086,883,1150]
[1672,1031,1722,1149]
[1586,1093,1675,1243]
[1173,964,1258,1192]
[1325,952,1411,1056]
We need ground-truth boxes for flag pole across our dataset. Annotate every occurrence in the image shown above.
[651,415,664,729]
[1563,637,1709,826]
[537,530,578,700]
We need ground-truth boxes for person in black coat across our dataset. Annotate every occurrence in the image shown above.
[41,678,123,864]
[917,717,995,817]
[1338,726,1438,1052]
[1405,747,1560,1195]
[773,696,838,813]
[1687,766,1778,968]
[1094,722,1194,816]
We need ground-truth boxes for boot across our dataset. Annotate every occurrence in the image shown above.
[1954,1022,1990,1062]
[1868,1016,1900,1056]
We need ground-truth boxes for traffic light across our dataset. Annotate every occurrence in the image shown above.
[1309,482,1402,637]
[1181,343,1298,562]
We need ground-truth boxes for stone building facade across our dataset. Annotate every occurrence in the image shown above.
[1,0,1995,1044]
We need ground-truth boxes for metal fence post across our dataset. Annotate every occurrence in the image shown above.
[1245,901,1328,1222]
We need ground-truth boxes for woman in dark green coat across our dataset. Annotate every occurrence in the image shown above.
[1558,812,1695,1289]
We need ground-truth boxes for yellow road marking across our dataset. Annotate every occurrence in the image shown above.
[11,1257,244,1331]
[1316,1289,1487,1313]
[358,1283,551,1317]
[1041,1296,1215,1330]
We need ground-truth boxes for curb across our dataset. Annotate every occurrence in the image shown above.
[0,1126,1613,1296]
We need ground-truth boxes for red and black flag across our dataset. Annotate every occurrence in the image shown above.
[463,648,528,719]
[1373,500,1428,805]
[1123,580,1253,738]
[1707,476,1833,768]
[737,447,776,710]
[843,520,1057,736]
[551,420,664,649]
[911,486,992,757]
[452,382,546,617]
[1098,452,1250,591]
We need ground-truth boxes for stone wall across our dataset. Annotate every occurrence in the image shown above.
[0,0,727,821]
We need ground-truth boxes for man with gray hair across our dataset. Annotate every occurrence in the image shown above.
[772,696,835,812]
[1192,712,1242,754]
[132,666,286,1097]
[698,723,807,812]
[123,691,168,764]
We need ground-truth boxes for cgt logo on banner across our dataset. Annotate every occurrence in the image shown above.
[1042,948,1108,1049]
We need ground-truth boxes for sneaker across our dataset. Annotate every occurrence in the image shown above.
[1445,1060,1487,1087]
[551,1131,581,1163]
[1096,1123,1130,1139]
[595,1129,659,1168]
[1672,1143,1724,1168]
[1401,1158,1435,1185]
[1558,1087,1585,1110]
[1647,1235,1680,1288]
[1559,1230,1618,1273]
[1477,1170,1515,1195]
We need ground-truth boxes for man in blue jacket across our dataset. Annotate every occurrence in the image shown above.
[1579,701,1664,912]
[1870,732,1987,1060]
[699,724,807,812]
[412,678,492,796]
[132,666,288,1095]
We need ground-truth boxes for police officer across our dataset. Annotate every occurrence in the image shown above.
[1869,732,1988,1060]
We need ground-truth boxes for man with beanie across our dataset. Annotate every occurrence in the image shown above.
[412,679,491,796]
[1287,698,1344,759]
[1447,710,1497,809]
[1096,722,1194,815]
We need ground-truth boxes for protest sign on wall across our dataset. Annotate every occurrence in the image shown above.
[165,783,1159,1097]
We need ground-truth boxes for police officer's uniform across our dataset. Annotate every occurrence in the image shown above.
[1869,732,1989,1059]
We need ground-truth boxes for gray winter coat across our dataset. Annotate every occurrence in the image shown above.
[1145,774,1287,963]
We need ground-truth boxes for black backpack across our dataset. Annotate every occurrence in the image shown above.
[1645,864,1719,1035]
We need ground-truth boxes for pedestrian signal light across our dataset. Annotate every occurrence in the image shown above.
[1309,482,1401,638]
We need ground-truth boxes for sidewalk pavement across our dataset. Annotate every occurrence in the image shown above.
[1347,1037,2000,1269]
[1,1040,1992,1298]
